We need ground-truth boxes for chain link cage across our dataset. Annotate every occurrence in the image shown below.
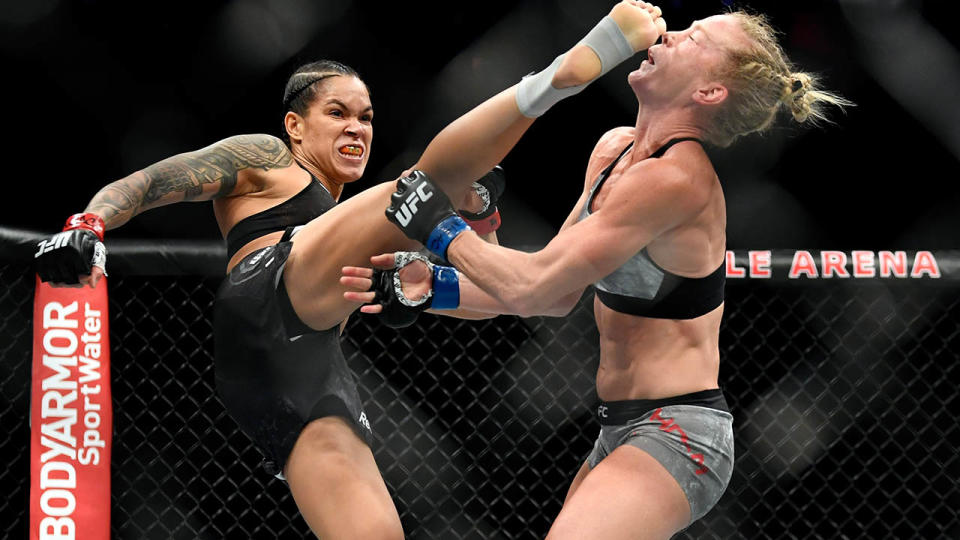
[2,233,958,539]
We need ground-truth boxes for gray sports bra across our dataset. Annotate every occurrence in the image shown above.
[578,138,725,320]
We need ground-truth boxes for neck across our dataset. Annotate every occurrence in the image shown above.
[632,103,703,159]
[292,151,343,201]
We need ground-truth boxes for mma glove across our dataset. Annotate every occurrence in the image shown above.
[368,252,460,329]
[385,170,472,262]
[35,213,107,284]
[458,165,506,235]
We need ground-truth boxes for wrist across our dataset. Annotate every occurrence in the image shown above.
[425,215,472,261]
[64,212,105,241]
[429,265,460,310]
[444,229,475,270]
[461,208,501,235]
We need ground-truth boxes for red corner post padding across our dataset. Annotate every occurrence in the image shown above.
[31,276,111,540]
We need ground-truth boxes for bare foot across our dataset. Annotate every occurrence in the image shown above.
[612,1,667,52]
[552,1,667,89]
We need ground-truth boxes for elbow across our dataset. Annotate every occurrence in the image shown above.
[500,288,531,317]
[548,302,577,318]
[511,296,574,319]
[512,301,540,319]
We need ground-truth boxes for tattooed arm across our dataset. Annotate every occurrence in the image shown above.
[86,134,293,229]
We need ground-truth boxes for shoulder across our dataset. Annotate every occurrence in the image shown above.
[605,150,713,224]
[597,126,635,146]
[212,134,294,169]
[583,127,635,189]
[206,134,299,197]
[220,133,286,147]
[589,127,635,158]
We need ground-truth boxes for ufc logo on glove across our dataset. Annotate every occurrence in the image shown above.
[35,233,71,256]
[386,170,471,262]
[394,184,435,226]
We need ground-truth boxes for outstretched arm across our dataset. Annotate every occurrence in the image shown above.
[350,151,706,319]
[343,256,581,319]
[446,158,708,317]
[345,131,622,318]
[88,133,292,229]
[36,134,293,287]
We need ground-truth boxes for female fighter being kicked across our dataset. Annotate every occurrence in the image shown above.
[343,3,849,539]
[33,1,666,538]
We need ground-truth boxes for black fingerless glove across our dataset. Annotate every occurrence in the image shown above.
[385,170,472,261]
[35,213,107,284]
[366,252,461,329]
[369,267,429,328]
[459,165,506,234]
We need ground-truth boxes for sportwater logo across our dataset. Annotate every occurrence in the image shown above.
[31,279,111,540]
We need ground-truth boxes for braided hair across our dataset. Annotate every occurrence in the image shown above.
[280,60,366,143]
[704,11,852,148]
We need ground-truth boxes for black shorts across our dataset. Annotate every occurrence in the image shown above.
[213,240,372,477]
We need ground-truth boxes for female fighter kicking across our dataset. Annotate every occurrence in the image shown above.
[344,4,849,539]
[34,1,667,537]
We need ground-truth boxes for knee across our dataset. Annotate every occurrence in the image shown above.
[286,419,403,539]
[285,417,366,479]
[298,417,363,454]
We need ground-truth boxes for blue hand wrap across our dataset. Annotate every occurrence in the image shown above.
[426,215,471,261]
[430,265,460,310]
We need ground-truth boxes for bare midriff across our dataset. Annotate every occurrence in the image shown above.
[593,296,723,402]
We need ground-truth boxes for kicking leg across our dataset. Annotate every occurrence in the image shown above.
[412,1,666,200]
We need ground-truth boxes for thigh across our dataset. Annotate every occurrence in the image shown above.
[561,461,592,505]
[282,181,421,330]
[284,417,403,540]
[546,445,690,540]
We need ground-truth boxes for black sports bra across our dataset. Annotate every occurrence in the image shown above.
[578,138,725,319]
[225,163,336,260]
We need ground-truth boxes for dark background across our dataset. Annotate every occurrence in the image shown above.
[2,0,959,250]
[2,2,959,538]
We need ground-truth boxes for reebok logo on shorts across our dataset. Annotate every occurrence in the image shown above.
[358,411,371,432]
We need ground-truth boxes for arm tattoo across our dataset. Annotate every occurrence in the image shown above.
[87,134,293,226]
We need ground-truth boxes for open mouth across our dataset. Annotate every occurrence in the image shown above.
[339,145,364,158]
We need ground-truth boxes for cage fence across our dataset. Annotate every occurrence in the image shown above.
[2,230,958,539]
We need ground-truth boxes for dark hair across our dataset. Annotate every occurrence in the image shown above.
[281,60,366,142]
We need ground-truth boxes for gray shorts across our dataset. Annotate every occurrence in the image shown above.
[586,391,735,523]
